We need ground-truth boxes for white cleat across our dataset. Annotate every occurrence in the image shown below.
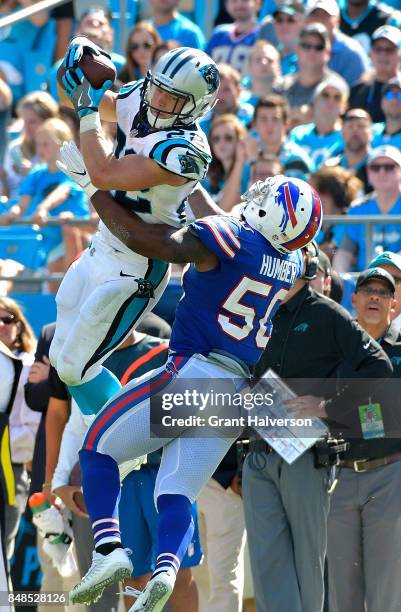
[70,547,133,604]
[128,572,175,611]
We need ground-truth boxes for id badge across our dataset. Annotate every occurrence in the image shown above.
[358,403,385,440]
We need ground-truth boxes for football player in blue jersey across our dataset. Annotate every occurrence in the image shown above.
[58,147,323,610]
[49,42,221,422]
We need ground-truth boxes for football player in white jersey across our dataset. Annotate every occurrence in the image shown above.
[49,43,220,417]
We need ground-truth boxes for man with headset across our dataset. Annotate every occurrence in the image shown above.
[242,243,393,612]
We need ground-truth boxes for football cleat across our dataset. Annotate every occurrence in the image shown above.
[69,547,133,604]
[128,572,176,611]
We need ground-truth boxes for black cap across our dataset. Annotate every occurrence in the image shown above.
[356,267,396,293]
[299,22,330,46]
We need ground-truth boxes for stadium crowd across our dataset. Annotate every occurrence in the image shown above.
[1,0,401,611]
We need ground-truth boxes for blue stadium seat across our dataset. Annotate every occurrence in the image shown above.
[0,226,46,270]
[9,293,57,337]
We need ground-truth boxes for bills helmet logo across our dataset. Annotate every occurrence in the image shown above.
[199,64,220,94]
[276,182,300,232]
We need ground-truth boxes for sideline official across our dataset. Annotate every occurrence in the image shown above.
[242,245,392,612]
[328,268,401,612]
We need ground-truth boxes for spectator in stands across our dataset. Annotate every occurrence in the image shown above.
[246,95,314,181]
[311,166,363,260]
[340,0,401,53]
[326,108,373,194]
[51,1,74,62]
[206,0,261,76]
[368,251,401,326]
[118,21,161,83]
[305,0,369,87]
[200,64,254,134]
[279,23,335,122]
[59,106,80,146]
[0,297,39,567]
[0,340,23,600]
[243,41,282,107]
[0,71,11,168]
[48,7,125,100]
[151,40,179,67]
[371,76,401,150]
[149,0,205,50]
[250,153,283,183]
[288,75,348,168]
[2,118,89,289]
[2,91,59,202]
[203,114,248,211]
[349,25,401,123]
[0,0,51,102]
[259,0,305,76]
[334,145,401,272]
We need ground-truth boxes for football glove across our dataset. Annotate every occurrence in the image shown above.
[61,66,112,119]
[56,142,97,198]
[63,36,112,69]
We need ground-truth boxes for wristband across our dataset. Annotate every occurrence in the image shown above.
[42,481,51,488]
[80,112,101,134]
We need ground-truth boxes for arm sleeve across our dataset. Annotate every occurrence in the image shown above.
[148,139,210,181]
[52,402,91,490]
[190,215,241,260]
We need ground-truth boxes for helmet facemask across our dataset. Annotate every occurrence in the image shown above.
[141,72,197,129]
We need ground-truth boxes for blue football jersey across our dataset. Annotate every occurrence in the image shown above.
[206,25,260,76]
[170,216,303,366]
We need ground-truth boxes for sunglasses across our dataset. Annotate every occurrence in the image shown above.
[372,45,396,55]
[384,91,401,102]
[357,286,393,298]
[369,163,397,173]
[275,15,296,24]
[130,42,153,51]
[211,134,235,143]
[320,91,342,102]
[0,315,16,325]
[299,41,325,52]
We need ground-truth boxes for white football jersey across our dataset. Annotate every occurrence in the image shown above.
[99,80,212,254]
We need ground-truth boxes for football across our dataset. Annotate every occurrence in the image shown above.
[57,41,116,90]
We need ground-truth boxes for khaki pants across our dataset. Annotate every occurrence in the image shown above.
[193,479,247,612]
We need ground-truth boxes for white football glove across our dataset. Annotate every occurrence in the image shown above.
[56,141,97,198]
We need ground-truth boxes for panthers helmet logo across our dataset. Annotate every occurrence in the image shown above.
[199,64,220,94]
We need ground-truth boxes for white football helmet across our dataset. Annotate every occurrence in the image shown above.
[141,47,220,129]
[241,175,323,254]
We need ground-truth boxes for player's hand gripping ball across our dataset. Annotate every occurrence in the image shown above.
[58,37,116,119]
[57,36,116,90]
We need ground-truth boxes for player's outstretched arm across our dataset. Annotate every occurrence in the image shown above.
[91,191,217,268]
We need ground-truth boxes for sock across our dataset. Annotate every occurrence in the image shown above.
[68,366,122,414]
[80,448,122,549]
[154,494,194,579]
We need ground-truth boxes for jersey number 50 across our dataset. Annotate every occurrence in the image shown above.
[218,276,289,349]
